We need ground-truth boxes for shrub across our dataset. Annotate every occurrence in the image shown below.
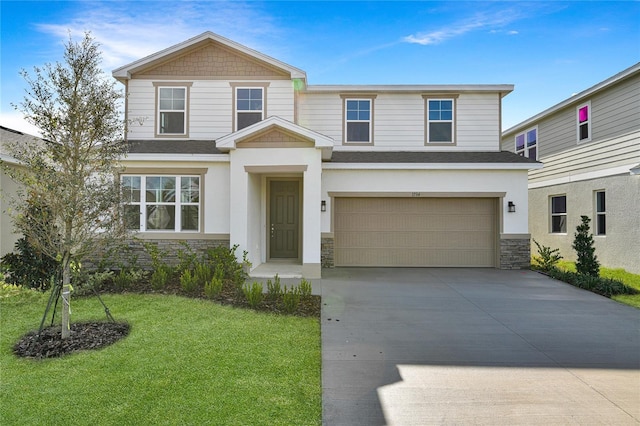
[243,281,264,308]
[73,270,114,296]
[546,268,637,298]
[150,266,172,290]
[113,268,144,291]
[180,269,200,294]
[532,239,562,271]
[281,285,301,314]
[1,237,60,290]
[267,274,282,300]
[204,276,223,299]
[573,215,600,277]
[176,242,199,275]
[194,263,213,286]
[299,278,312,299]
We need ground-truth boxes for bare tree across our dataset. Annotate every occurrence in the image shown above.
[2,32,126,338]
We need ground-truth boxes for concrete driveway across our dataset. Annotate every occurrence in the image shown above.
[320,268,640,425]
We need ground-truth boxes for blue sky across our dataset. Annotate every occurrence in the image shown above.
[1,1,639,136]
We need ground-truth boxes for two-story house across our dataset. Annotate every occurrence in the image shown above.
[501,63,640,274]
[113,31,539,279]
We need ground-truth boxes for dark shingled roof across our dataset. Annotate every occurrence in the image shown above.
[127,140,221,154]
[328,151,539,164]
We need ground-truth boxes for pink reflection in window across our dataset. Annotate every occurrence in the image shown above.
[579,105,589,123]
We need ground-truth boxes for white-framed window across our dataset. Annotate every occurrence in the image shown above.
[577,101,591,143]
[345,99,372,143]
[427,99,454,143]
[236,87,263,130]
[595,190,606,236]
[122,175,200,232]
[515,126,538,159]
[550,195,567,233]
[158,87,187,135]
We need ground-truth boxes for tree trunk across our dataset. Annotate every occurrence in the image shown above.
[61,254,72,339]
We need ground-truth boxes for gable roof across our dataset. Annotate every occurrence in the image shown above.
[504,61,640,136]
[112,31,307,81]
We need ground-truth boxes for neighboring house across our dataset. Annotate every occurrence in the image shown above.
[501,63,640,274]
[113,31,540,279]
[0,126,37,257]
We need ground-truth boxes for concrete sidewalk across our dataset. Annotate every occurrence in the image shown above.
[320,268,640,425]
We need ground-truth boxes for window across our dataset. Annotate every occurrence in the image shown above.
[345,99,372,143]
[515,127,538,159]
[577,101,591,143]
[122,175,200,232]
[236,88,263,130]
[550,195,567,233]
[158,87,186,134]
[595,191,606,236]
[427,99,454,143]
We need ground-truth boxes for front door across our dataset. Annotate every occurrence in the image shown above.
[269,180,300,259]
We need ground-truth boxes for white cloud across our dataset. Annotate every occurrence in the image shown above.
[403,7,530,46]
[0,112,43,137]
[35,1,281,70]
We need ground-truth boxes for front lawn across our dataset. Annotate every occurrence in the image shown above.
[556,260,640,308]
[0,287,321,425]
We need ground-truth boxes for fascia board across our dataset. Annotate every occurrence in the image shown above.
[122,153,229,162]
[304,84,514,94]
[529,164,640,188]
[322,162,542,171]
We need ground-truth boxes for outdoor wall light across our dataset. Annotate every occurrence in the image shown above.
[508,201,516,213]
[321,200,326,212]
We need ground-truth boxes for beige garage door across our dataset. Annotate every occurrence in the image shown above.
[334,197,497,267]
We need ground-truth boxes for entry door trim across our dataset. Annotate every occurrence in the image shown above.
[267,178,302,262]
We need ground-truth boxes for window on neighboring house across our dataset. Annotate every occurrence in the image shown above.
[345,99,372,143]
[236,88,263,130]
[595,191,606,236]
[577,101,591,143]
[122,175,200,232]
[550,195,567,233]
[427,99,454,143]
[515,127,538,159]
[158,87,186,134]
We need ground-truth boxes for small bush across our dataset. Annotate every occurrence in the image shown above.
[1,237,60,290]
[194,263,213,286]
[299,278,312,299]
[74,270,114,296]
[180,269,200,294]
[532,239,562,271]
[113,268,144,291]
[204,276,223,299]
[546,268,637,298]
[573,215,600,277]
[243,281,264,308]
[150,266,172,290]
[176,242,199,275]
[282,285,301,314]
[267,274,282,300]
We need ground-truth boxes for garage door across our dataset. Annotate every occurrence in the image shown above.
[334,197,496,267]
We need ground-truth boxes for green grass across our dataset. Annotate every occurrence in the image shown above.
[555,261,640,308]
[0,286,321,425]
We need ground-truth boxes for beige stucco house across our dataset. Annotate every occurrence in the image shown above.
[501,62,640,274]
[113,31,540,278]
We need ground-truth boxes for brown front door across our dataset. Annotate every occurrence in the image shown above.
[269,180,300,259]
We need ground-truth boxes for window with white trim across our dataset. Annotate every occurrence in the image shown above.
[595,190,606,236]
[236,88,263,130]
[577,101,591,143]
[122,175,200,232]
[515,127,538,159]
[158,87,186,134]
[345,99,372,143]
[427,99,454,143]
[550,195,567,233]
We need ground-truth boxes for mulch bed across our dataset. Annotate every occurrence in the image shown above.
[14,321,130,359]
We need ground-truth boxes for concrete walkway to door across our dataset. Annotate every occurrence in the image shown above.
[320,268,640,425]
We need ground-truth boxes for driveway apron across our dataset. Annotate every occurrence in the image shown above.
[320,268,640,425]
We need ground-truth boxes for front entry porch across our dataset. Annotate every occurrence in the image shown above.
[249,261,304,279]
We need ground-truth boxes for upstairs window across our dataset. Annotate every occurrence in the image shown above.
[158,87,187,135]
[122,175,200,232]
[236,88,263,130]
[595,191,606,236]
[577,101,591,143]
[345,99,372,143]
[515,127,538,160]
[550,195,567,233]
[427,99,454,143]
